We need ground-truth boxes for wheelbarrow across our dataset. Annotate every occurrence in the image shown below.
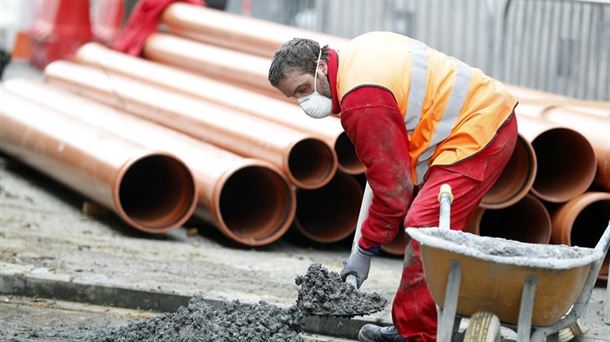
[406,184,610,342]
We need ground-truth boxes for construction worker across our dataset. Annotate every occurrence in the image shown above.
[268,32,517,341]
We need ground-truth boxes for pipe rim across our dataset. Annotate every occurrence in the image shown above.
[551,193,610,278]
[285,137,337,189]
[552,192,610,245]
[335,132,366,175]
[530,128,597,202]
[211,160,295,246]
[113,151,197,233]
[480,135,537,209]
[471,194,552,244]
[294,172,362,243]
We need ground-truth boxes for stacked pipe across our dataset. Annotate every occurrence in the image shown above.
[0,5,364,246]
[505,87,610,279]
[0,89,198,234]
[3,79,296,247]
[3,3,607,262]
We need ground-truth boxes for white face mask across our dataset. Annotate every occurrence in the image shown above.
[297,49,332,119]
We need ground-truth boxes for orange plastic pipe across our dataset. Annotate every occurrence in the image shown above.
[44,61,337,190]
[143,33,284,101]
[294,172,362,243]
[466,194,552,244]
[0,89,196,233]
[516,114,596,202]
[4,79,296,247]
[74,43,364,175]
[550,192,610,279]
[507,84,610,116]
[480,134,537,209]
[518,103,610,191]
[160,3,347,58]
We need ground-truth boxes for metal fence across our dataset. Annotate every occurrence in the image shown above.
[228,0,610,101]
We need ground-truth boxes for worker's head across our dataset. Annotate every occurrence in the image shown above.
[268,38,332,119]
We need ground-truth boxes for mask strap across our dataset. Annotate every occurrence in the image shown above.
[313,48,322,93]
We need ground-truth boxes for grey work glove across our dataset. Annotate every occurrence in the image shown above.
[340,245,376,289]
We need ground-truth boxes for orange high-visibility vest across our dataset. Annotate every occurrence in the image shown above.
[337,32,517,185]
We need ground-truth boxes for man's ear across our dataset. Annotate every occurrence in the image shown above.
[319,60,328,75]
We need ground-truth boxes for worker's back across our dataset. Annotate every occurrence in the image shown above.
[336,31,517,184]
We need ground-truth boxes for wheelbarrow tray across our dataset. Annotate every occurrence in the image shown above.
[407,228,603,326]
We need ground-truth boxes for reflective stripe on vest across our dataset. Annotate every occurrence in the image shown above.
[405,40,428,134]
[415,58,473,184]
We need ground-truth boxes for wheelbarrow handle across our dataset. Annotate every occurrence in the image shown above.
[438,184,453,230]
[351,182,373,254]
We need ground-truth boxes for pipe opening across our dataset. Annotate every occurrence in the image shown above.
[479,195,551,243]
[570,198,610,275]
[219,166,293,244]
[119,155,195,231]
[295,173,362,243]
[481,136,535,208]
[335,132,365,174]
[288,138,336,188]
[532,129,596,202]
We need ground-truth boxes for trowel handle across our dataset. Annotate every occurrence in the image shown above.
[346,274,359,288]
[352,182,373,254]
[438,184,453,230]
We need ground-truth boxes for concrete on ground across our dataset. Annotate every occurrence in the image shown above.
[0,295,354,341]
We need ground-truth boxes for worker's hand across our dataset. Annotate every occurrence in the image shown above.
[340,245,377,289]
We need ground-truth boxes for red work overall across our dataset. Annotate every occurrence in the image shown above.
[324,38,518,340]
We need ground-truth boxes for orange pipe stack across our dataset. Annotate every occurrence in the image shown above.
[505,86,610,278]
[4,79,296,247]
[0,89,197,234]
[44,61,337,190]
[73,43,364,175]
[8,1,606,256]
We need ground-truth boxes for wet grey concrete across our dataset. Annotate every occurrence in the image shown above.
[0,296,355,341]
[296,264,387,317]
[0,295,153,342]
[91,297,303,342]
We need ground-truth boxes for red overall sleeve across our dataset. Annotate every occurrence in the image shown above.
[341,87,413,250]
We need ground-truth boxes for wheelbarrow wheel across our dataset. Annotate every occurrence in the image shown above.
[464,311,501,342]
